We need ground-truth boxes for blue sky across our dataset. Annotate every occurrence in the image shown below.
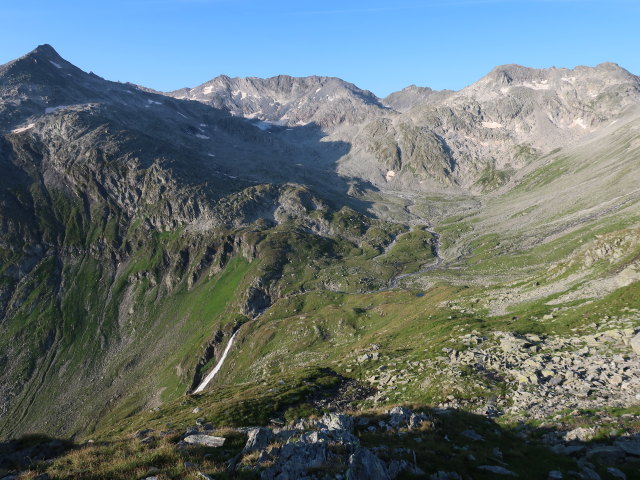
[2,0,639,96]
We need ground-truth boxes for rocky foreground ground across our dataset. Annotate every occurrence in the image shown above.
[352,316,640,419]
[1,321,639,479]
[2,402,638,479]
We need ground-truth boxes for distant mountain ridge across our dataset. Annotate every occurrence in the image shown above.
[167,74,388,129]
[165,59,640,191]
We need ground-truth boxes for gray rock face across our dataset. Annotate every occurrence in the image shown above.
[171,58,640,192]
[347,447,391,480]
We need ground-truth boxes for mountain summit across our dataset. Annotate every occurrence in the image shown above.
[168,74,388,128]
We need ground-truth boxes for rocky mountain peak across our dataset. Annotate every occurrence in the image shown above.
[167,73,387,128]
[0,44,72,78]
[27,43,62,60]
[464,62,639,98]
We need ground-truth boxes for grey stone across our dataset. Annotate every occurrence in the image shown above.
[606,467,626,480]
[260,442,327,480]
[299,430,329,444]
[478,465,518,476]
[321,412,354,431]
[184,434,226,447]
[408,412,428,429]
[614,437,640,456]
[579,467,601,480]
[347,447,391,480]
[585,445,626,464]
[564,427,595,442]
[461,429,484,441]
[387,459,425,478]
[388,406,412,428]
[243,427,273,452]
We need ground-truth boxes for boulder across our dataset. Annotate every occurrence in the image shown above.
[408,412,428,429]
[183,435,226,447]
[260,443,327,480]
[347,447,391,480]
[387,406,412,428]
[614,437,640,456]
[606,467,626,480]
[585,445,626,464]
[579,467,602,480]
[244,427,273,452]
[321,413,354,431]
[478,465,518,476]
[461,429,484,441]
[564,427,595,442]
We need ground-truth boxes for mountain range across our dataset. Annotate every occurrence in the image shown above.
[0,45,639,479]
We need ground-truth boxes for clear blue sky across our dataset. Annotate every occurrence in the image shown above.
[2,0,639,97]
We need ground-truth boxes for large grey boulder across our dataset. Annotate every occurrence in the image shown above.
[614,437,640,456]
[260,442,327,480]
[243,427,273,452]
[387,406,412,428]
[347,447,391,480]
[321,413,354,431]
[564,427,595,442]
[183,435,226,447]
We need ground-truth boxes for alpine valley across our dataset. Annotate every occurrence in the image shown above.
[0,45,639,480]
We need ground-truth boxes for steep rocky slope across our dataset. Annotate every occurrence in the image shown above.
[0,46,407,438]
